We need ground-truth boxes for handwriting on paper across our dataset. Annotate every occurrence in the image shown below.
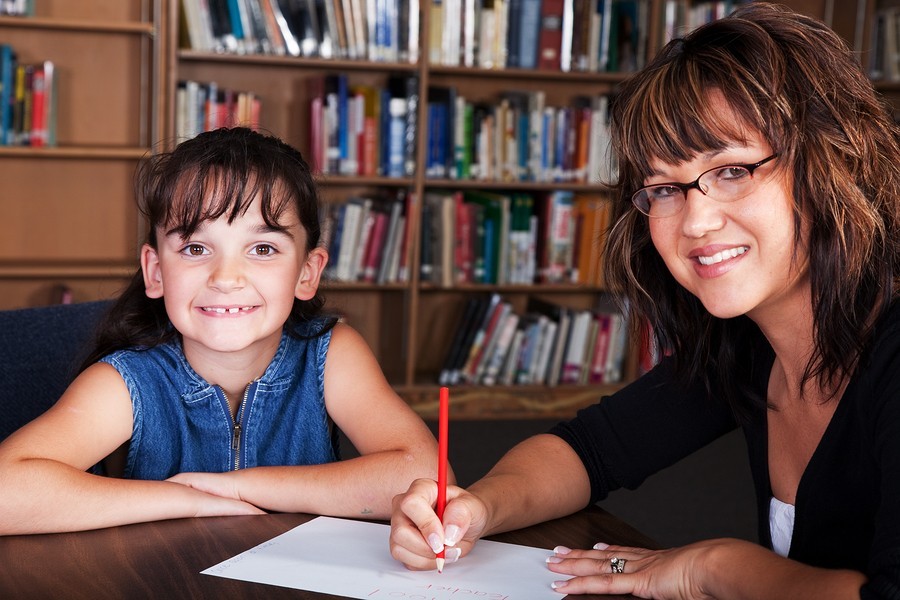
[367,583,510,599]
[203,517,566,600]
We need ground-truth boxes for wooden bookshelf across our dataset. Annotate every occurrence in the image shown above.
[2,0,892,420]
[0,1,164,307]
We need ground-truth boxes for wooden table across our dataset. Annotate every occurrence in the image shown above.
[0,506,658,599]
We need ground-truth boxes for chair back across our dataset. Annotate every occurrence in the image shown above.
[0,301,111,441]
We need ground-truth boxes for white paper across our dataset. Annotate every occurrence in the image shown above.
[203,516,568,599]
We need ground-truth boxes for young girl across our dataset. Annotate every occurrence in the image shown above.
[0,127,440,534]
[390,4,900,598]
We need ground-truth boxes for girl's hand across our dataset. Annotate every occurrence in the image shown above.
[389,478,490,571]
[167,472,264,516]
[545,540,722,599]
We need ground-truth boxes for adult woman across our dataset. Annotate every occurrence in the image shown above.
[390,3,900,598]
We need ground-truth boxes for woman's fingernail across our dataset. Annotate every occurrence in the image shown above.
[593,542,609,550]
[546,556,563,564]
[444,525,461,547]
[427,533,443,554]
[551,580,570,590]
[446,547,462,563]
[553,545,572,555]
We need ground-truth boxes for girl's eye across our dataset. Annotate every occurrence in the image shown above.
[182,244,206,256]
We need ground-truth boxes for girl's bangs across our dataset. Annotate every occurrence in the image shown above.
[163,165,292,237]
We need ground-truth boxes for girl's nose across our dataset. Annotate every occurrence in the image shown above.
[208,255,246,292]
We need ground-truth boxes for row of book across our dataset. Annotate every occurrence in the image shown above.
[321,190,412,283]
[658,1,746,46]
[175,80,262,141]
[308,73,418,177]
[426,88,613,183]
[431,0,646,73]
[420,189,609,287]
[0,0,32,16]
[439,293,629,387]
[0,44,56,147]
[179,0,419,63]
[870,4,900,82]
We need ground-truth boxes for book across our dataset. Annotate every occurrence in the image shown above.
[360,205,390,282]
[441,294,495,385]
[439,296,483,385]
[465,300,511,382]
[1,44,17,145]
[540,190,575,283]
[458,293,504,383]
[518,0,543,69]
[482,311,520,385]
[376,198,405,283]
[561,309,592,383]
[537,0,564,70]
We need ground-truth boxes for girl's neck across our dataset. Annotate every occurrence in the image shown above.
[182,334,280,396]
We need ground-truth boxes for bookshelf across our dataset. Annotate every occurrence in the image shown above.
[2,0,894,420]
[0,1,164,308]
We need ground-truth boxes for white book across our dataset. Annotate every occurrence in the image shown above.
[482,312,520,385]
[534,319,558,385]
[376,200,403,284]
[474,302,512,382]
[604,312,627,383]
[335,201,363,281]
[561,310,592,384]
[499,328,525,386]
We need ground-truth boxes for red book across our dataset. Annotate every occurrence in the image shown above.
[537,0,565,70]
[29,65,45,147]
[361,210,389,283]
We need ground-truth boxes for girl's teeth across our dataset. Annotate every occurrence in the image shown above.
[698,247,747,266]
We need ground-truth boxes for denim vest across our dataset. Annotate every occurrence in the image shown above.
[100,318,339,479]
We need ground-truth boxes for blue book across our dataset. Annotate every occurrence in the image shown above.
[506,0,523,68]
[518,0,543,69]
[380,88,392,176]
[0,44,16,146]
[426,102,447,178]
[337,74,349,173]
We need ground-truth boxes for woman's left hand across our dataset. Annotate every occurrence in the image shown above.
[546,540,724,599]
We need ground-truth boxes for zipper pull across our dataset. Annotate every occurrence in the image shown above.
[232,422,242,451]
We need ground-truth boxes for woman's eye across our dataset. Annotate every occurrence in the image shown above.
[650,185,680,200]
[718,166,751,180]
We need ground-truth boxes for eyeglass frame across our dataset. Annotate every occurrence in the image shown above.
[629,153,779,218]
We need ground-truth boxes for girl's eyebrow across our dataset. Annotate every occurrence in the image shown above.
[252,222,297,239]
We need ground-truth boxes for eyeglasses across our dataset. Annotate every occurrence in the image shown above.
[630,154,779,218]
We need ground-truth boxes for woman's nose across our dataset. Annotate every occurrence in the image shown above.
[679,187,726,238]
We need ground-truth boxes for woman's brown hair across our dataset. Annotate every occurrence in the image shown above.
[603,2,900,417]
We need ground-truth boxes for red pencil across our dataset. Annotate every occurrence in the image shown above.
[436,386,449,572]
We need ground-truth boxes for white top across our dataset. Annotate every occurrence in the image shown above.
[769,496,795,557]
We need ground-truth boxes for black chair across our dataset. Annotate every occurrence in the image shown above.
[0,301,111,441]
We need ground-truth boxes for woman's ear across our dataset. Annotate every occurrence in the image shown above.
[141,244,165,299]
[295,247,328,300]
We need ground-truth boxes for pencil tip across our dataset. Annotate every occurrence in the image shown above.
[436,558,445,573]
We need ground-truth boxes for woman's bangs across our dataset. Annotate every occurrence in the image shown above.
[623,87,758,182]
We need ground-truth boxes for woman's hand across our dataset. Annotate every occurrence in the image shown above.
[545,539,726,599]
[389,478,491,571]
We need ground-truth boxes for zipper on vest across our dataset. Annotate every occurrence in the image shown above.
[229,382,254,471]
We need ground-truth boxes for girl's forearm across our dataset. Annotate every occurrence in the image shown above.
[0,459,253,535]
[230,449,438,519]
